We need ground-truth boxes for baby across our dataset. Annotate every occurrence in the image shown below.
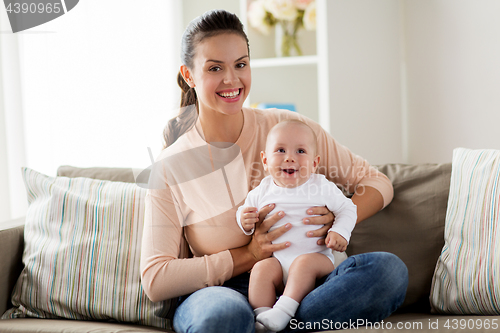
[236,119,357,332]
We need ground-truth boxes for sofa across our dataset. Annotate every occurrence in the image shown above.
[0,162,499,332]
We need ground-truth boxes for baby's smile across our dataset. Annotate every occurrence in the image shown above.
[281,168,297,175]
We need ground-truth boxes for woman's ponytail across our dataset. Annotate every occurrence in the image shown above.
[163,102,198,148]
[177,71,197,108]
[163,72,198,148]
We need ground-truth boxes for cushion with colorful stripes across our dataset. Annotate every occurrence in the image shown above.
[2,168,172,329]
[430,148,500,314]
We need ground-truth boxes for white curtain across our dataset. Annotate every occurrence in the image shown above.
[0,0,182,223]
[0,7,26,222]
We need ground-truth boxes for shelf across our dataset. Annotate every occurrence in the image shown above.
[250,55,318,68]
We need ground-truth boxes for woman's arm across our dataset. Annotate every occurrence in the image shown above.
[351,184,384,223]
[140,187,235,302]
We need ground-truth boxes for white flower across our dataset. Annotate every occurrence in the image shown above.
[303,1,316,31]
[295,0,314,11]
[248,0,272,35]
[264,0,298,21]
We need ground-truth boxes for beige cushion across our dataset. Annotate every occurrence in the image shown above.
[346,163,452,311]
[57,165,137,183]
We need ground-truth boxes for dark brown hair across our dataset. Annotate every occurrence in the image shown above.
[163,10,250,148]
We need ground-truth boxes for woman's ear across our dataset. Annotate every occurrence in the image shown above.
[260,151,268,171]
[180,65,195,88]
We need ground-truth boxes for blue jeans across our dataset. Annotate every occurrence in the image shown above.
[173,252,408,333]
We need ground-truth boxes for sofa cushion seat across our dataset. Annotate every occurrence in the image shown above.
[0,318,172,333]
[1,311,499,333]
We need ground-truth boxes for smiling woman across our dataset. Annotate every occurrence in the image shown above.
[140,8,408,333]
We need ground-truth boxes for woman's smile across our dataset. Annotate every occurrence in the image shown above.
[216,88,243,102]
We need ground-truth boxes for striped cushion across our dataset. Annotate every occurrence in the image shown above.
[1,168,172,329]
[430,148,500,314]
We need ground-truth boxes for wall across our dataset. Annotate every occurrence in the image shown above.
[327,0,500,165]
[326,0,404,165]
[404,0,500,163]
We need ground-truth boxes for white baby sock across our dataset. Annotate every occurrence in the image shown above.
[256,296,299,332]
[254,307,272,333]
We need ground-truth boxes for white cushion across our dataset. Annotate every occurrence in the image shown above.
[430,148,500,314]
[1,168,172,329]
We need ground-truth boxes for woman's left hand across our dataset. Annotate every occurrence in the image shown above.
[303,206,334,245]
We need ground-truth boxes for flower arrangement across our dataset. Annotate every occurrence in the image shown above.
[247,0,316,57]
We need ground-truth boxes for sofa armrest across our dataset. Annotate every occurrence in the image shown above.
[0,217,25,316]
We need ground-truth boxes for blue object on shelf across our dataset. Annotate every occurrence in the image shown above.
[257,103,296,112]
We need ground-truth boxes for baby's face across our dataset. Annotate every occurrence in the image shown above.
[261,123,320,188]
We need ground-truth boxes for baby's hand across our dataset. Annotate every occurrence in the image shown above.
[240,207,259,233]
[326,231,348,252]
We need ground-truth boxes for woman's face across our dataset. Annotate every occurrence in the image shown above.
[183,32,251,118]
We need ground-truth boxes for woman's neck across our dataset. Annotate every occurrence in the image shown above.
[198,109,244,144]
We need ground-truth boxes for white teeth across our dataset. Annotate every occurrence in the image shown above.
[218,90,240,98]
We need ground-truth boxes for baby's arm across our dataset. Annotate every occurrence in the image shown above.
[236,188,260,236]
[323,182,357,248]
[240,206,259,233]
[326,199,357,248]
[325,231,348,252]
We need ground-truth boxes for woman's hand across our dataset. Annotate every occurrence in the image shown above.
[230,204,291,277]
[303,206,335,246]
[248,204,291,261]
